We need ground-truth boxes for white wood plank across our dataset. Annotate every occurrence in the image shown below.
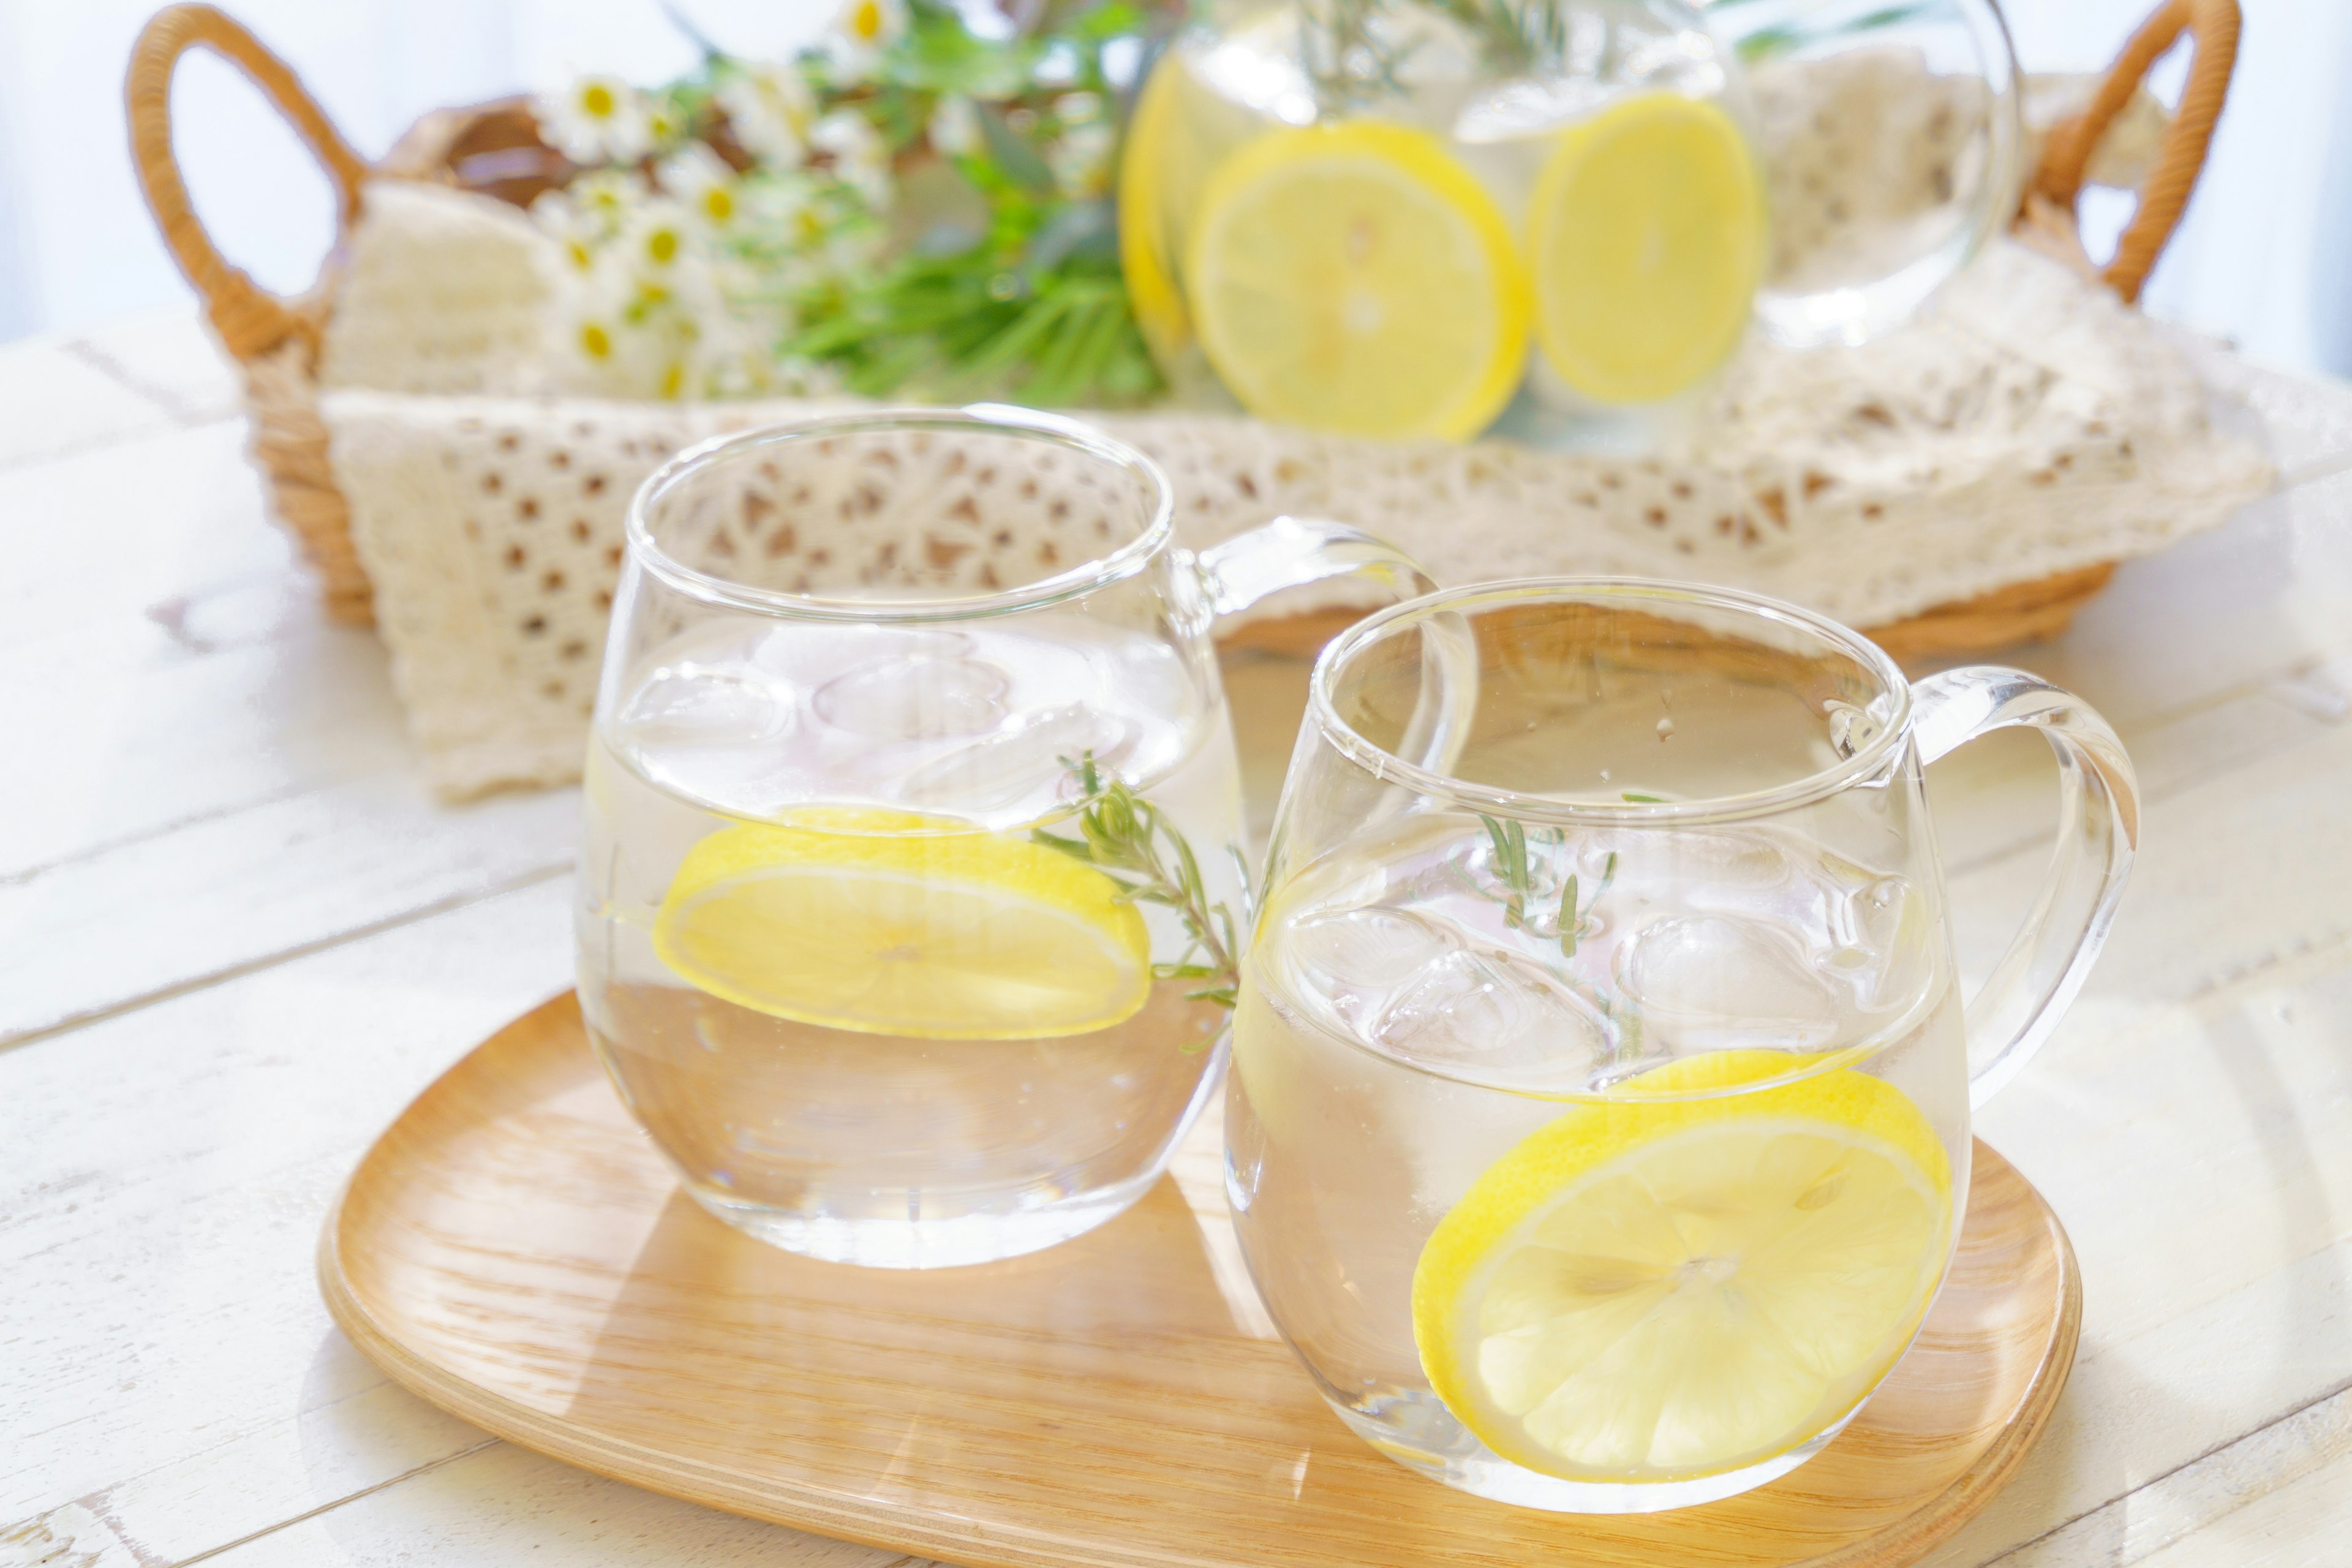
[0,873,920,1568]
[0,771,579,1047]
[169,1443,918,1568]
[2010,467,2352,729]
[1923,1383,2352,1567]
[0,334,181,472]
[67,306,245,429]
[2132,1446,2352,1568]
[0,881,571,1551]
[1891,715,2352,1564]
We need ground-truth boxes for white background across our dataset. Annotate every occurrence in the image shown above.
[0,0,2346,371]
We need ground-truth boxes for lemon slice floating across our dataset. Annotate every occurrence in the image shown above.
[1186,121,1530,440]
[653,808,1150,1039]
[1412,1050,1953,1482]
[1528,92,1766,405]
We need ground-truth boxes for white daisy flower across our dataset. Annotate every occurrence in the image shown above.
[661,143,747,236]
[812,110,894,209]
[531,190,603,275]
[717,61,815,169]
[537,75,653,166]
[571,168,654,227]
[643,94,690,154]
[826,0,908,83]
[929,93,981,157]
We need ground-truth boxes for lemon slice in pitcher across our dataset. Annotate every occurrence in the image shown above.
[1117,53,1196,363]
[1185,121,1529,440]
[1412,1050,1952,1482]
[653,809,1150,1039]
[1527,93,1765,405]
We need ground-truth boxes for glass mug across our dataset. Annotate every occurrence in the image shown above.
[1227,578,2135,1511]
[577,407,1431,1269]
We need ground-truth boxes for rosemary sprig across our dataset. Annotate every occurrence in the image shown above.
[1033,753,1242,1020]
[1480,812,1534,929]
[1475,814,1616,959]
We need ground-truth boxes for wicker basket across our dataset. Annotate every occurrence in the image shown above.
[127,0,2241,662]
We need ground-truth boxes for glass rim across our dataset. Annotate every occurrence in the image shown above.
[624,405,1177,622]
[1307,576,1916,827]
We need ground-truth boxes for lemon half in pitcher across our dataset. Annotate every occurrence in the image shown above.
[1527,92,1766,405]
[1412,1050,1953,1482]
[652,808,1151,1039]
[1185,120,1530,440]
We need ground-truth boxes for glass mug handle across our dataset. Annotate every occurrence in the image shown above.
[1193,514,1437,617]
[1191,516,1477,777]
[1911,666,2139,1109]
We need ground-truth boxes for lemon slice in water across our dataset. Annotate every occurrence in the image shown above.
[653,809,1150,1039]
[1412,1050,1952,1482]
[1117,53,1196,364]
[1527,92,1765,405]
[1185,121,1529,440]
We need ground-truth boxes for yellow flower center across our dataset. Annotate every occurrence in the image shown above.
[581,322,612,360]
[581,83,616,119]
[647,228,679,264]
[852,0,884,42]
[704,188,734,222]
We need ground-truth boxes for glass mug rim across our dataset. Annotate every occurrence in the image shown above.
[1309,576,1916,828]
[625,404,1176,624]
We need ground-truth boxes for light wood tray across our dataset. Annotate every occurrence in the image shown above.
[320,993,2082,1568]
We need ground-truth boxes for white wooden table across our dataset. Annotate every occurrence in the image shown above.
[6,311,2352,1568]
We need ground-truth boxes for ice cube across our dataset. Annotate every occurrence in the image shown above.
[812,655,1010,739]
[1618,914,1841,1047]
[1370,948,1610,1088]
[1287,906,1458,1028]
[1827,875,1936,1013]
[616,663,791,749]
[899,703,1134,812]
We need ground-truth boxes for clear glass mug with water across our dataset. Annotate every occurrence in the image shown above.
[577,407,1430,1269]
[1229,579,2135,1511]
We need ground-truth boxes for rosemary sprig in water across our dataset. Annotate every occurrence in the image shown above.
[1033,753,1241,1017]
[1475,813,1616,960]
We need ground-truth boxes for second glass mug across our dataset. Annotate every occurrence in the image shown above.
[577,407,1431,1269]
[1228,579,2136,1512]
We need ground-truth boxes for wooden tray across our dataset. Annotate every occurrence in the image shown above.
[320,993,2082,1568]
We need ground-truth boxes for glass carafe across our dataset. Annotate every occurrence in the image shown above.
[1120,0,2019,440]
[1228,578,2133,1510]
[578,407,1433,1268]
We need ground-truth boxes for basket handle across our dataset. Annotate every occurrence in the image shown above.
[126,4,370,360]
[2029,0,2241,304]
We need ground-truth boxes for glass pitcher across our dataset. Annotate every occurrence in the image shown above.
[1227,578,2133,1510]
[577,407,1432,1269]
[1120,0,2020,440]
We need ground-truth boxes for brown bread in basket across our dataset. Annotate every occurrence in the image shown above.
[127,0,2241,661]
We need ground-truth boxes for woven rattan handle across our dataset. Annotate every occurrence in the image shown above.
[127,4,369,360]
[2029,0,2240,304]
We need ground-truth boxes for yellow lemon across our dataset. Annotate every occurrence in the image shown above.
[653,808,1150,1039]
[1185,120,1530,440]
[1117,53,1194,364]
[1412,1050,1953,1482]
[1528,92,1766,405]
